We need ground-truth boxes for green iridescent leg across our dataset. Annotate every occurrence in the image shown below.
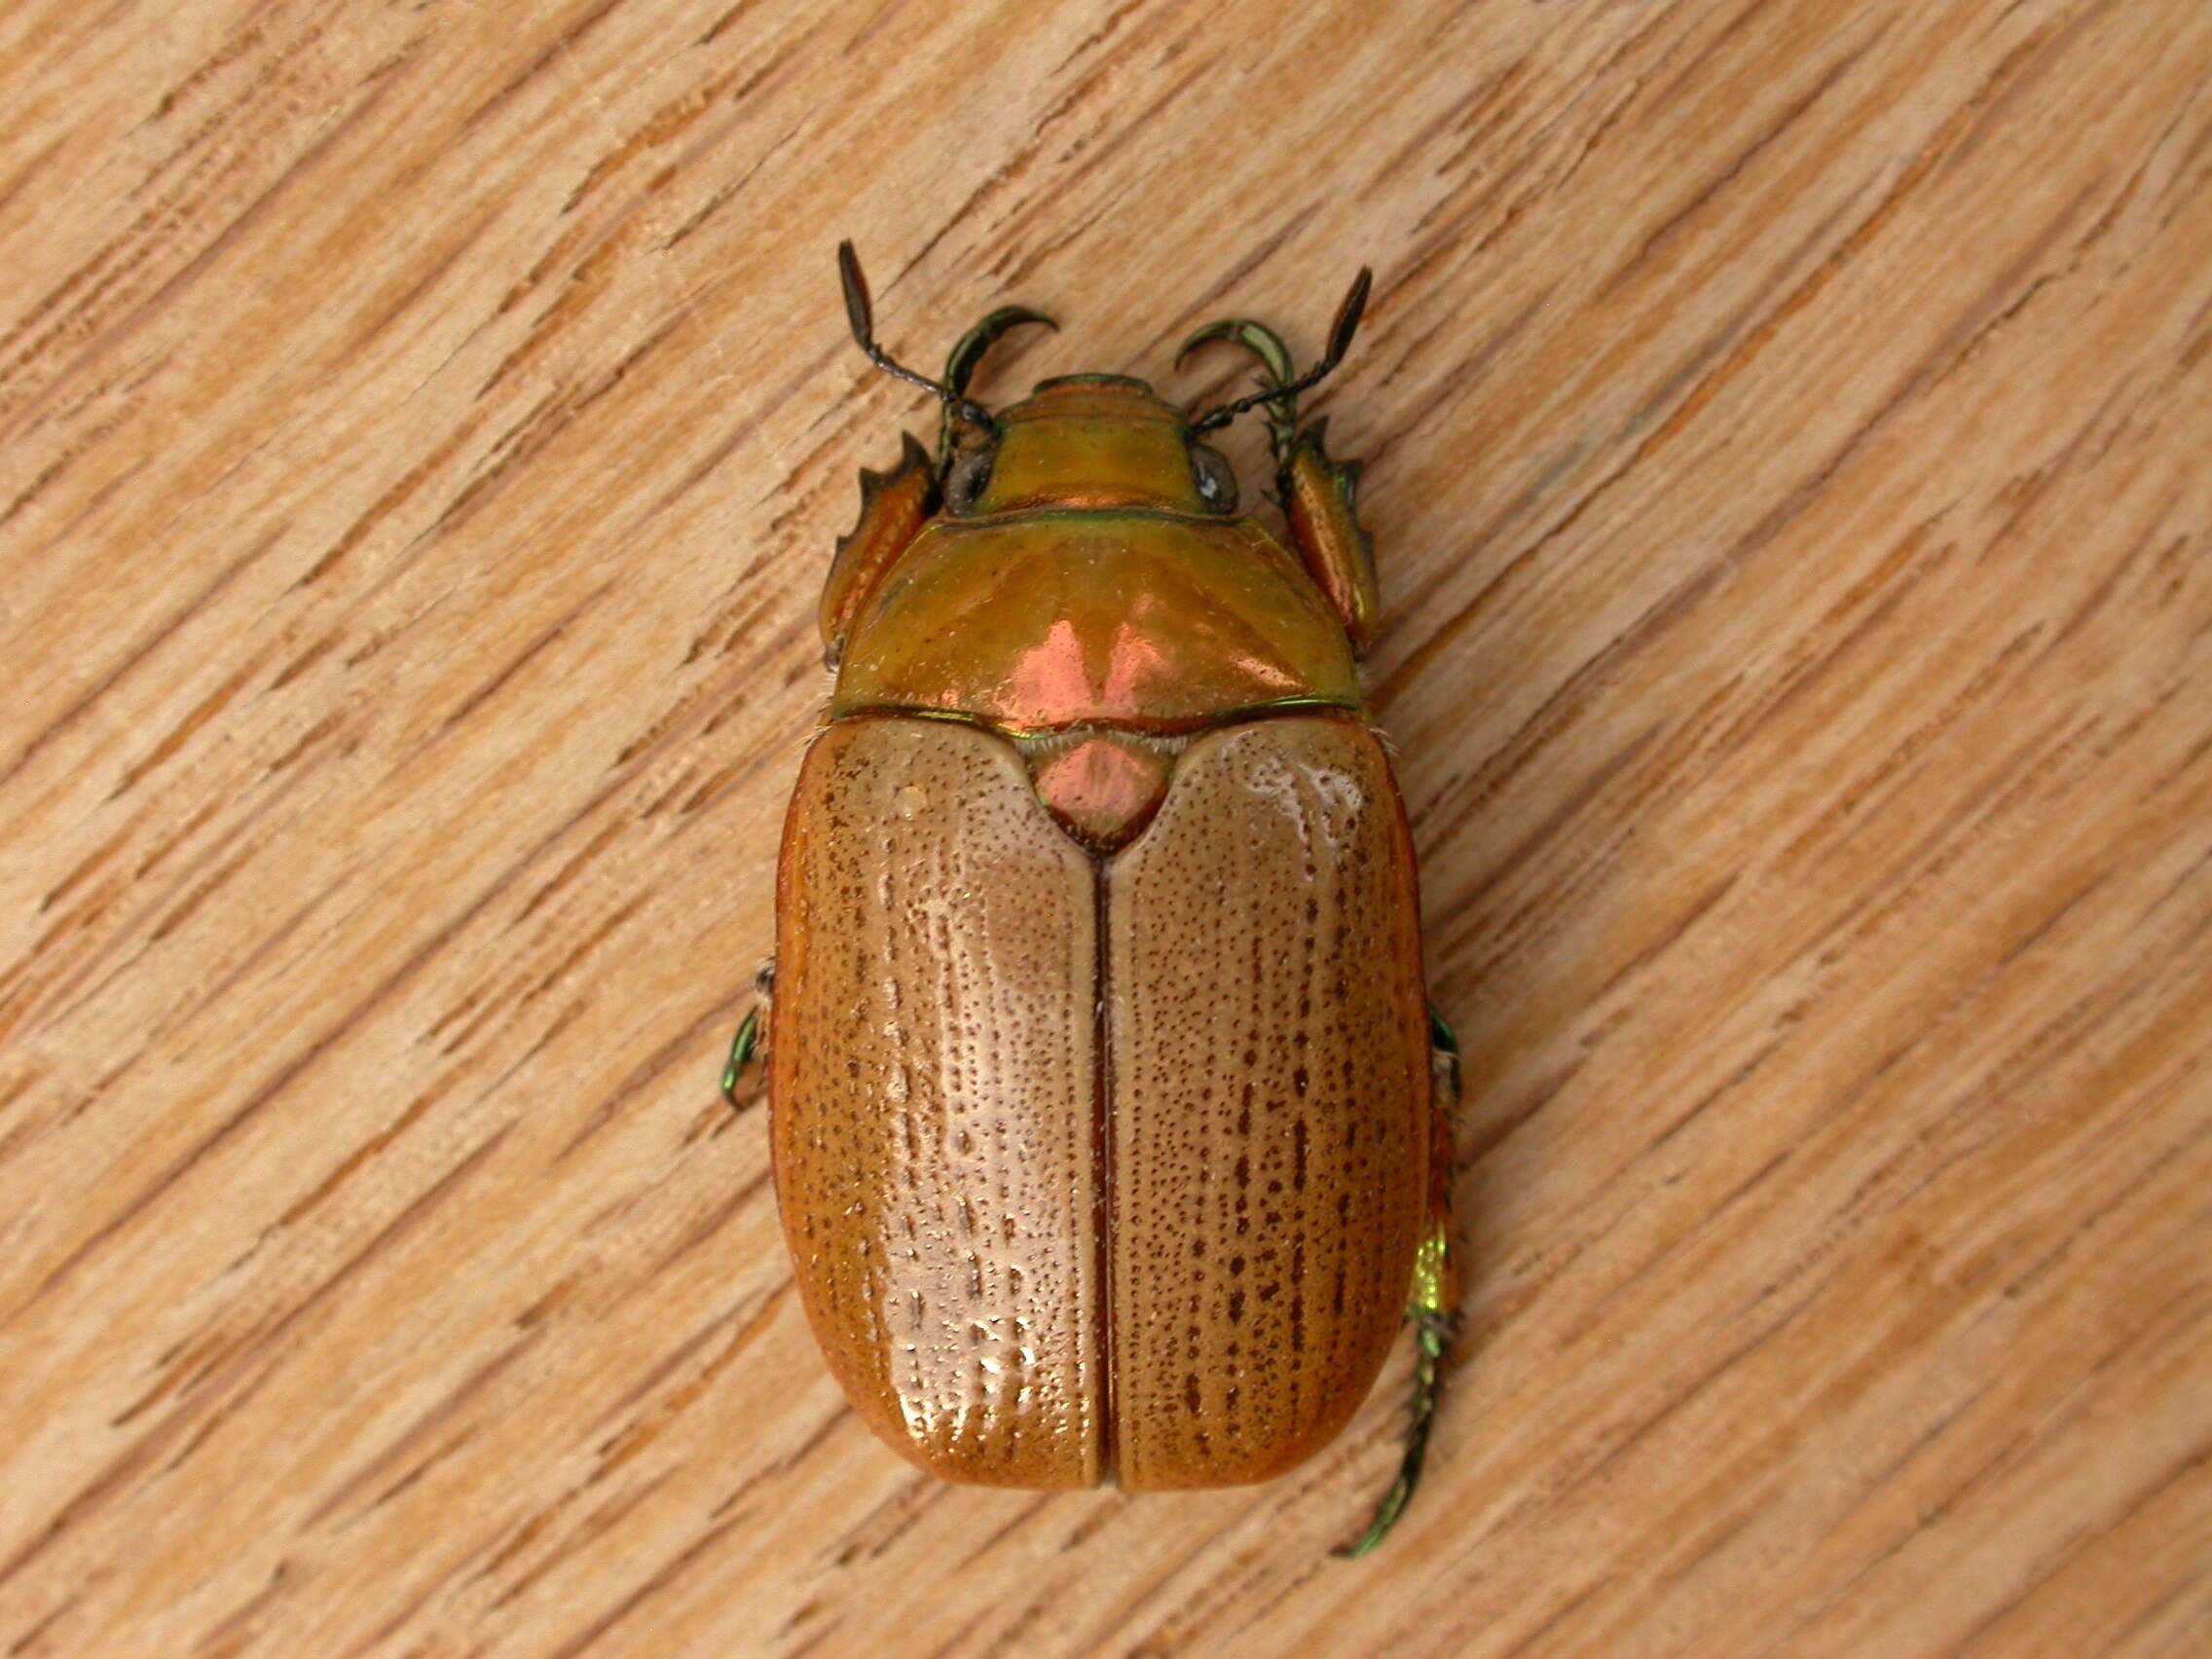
[719,963,773,1111]
[1338,1009,1461,1559]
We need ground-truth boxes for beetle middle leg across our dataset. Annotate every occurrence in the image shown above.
[1338,1007,1462,1558]
[719,960,774,1111]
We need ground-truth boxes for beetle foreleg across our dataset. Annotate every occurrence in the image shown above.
[1178,321,1382,649]
[939,305,1057,471]
[1175,318,1301,467]
[1280,419,1381,652]
[1337,1008,1461,1558]
[818,433,938,667]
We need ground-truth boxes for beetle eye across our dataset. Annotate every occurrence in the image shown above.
[942,444,995,514]
[1190,443,1237,513]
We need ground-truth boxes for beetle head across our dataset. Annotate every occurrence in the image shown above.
[948,375,1238,518]
[837,244,1373,524]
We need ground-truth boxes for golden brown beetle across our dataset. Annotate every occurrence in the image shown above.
[724,246,1457,1555]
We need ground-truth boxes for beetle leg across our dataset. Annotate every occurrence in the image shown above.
[719,961,774,1112]
[1178,321,1382,649]
[938,305,1057,472]
[1176,319,1301,468]
[1280,417,1382,652]
[818,434,938,669]
[1337,1007,1461,1558]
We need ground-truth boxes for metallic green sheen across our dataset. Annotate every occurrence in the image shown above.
[830,510,1362,733]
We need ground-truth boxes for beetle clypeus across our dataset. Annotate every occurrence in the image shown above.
[723,245,1458,1556]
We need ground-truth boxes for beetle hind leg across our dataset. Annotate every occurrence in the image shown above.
[1337,1008,1461,1559]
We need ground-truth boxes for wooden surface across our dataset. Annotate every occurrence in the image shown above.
[2,1,2209,1654]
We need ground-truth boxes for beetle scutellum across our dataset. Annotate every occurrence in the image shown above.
[723,246,1458,1556]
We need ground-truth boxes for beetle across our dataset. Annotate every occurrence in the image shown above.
[722,244,1458,1556]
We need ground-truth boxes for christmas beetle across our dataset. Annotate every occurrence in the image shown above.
[723,245,1458,1556]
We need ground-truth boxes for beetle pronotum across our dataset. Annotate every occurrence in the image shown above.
[725,246,1457,1556]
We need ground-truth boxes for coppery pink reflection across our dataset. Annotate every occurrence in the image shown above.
[1002,618,1094,723]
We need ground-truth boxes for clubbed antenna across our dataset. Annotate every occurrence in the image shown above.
[837,241,993,432]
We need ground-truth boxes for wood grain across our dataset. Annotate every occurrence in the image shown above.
[1,1,2207,1654]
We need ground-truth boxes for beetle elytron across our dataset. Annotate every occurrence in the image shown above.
[724,245,1458,1555]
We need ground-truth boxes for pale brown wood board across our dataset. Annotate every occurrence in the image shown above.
[2,1,2209,1654]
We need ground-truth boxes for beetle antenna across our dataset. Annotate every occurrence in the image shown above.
[837,241,994,432]
[1188,267,1372,437]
